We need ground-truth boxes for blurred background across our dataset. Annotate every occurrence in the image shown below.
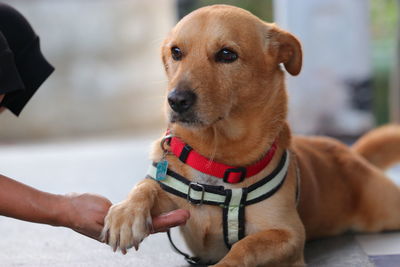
[0,0,398,142]
[0,0,174,142]
[0,1,399,266]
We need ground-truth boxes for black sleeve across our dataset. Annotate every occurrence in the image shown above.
[0,30,25,95]
[0,3,54,116]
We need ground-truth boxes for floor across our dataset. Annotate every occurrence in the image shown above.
[0,134,399,267]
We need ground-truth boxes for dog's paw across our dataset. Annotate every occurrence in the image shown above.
[101,200,152,254]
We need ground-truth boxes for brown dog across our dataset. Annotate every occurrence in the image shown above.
[102,5,400,266]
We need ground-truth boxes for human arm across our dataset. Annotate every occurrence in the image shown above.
[0,174,189,240]
[0,174,111,240]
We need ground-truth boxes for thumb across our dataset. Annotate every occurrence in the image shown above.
[152,209,190,233]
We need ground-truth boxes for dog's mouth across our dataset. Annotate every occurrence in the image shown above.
[169,111,204,126]
[169,111,225,128]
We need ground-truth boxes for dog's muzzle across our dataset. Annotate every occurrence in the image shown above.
[168,89,197,114]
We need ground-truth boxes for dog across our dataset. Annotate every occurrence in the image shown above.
[102,5,400,266]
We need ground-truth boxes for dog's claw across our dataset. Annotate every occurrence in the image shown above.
[105,230,110,244]
[102,200,151,255]
[115,235,120,252]
[133,241,139,251]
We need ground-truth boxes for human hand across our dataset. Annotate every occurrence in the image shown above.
[61,193,112,241]
[102,206,190,253]
[61,193,190,242]
[101,209,191,243]
[151,209,190,233]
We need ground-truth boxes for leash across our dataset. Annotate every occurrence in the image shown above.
[166,230,210,266]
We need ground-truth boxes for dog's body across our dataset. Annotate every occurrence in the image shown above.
[103,5,400,266]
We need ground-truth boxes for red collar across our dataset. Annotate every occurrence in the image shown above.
[165,135,278,184]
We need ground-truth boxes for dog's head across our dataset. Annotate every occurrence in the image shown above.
[161,5,302,129]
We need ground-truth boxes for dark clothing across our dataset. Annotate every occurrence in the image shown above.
[0,31,25,96]
[0,3,54,116]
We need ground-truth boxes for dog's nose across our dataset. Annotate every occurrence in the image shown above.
[168,90,197,113]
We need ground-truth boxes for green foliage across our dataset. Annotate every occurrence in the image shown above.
[370,0,399,124]
[194,0,274,21]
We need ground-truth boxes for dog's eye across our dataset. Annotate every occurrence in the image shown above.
[215,48,238,63]
[171,47,183,61]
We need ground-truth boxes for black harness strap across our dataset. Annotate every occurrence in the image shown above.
[238,187,248,240]
[148,151,290,265]
[166,230,205,265]
[222,189,232,248]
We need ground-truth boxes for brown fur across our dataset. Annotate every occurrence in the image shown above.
[102,5,400,266]
[353,124,400,169]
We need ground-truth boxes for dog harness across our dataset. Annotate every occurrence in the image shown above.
[147,136,291,265]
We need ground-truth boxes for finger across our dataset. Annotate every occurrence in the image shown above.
[92,224,106,242]
[151,227,169,233]
[152,209,190,233]
[75,223,106,242]
[73,226,103,242]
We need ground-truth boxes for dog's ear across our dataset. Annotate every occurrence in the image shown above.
[268,26,302,76]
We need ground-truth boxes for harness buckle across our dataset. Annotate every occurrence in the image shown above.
[187,182,205,205]
[223,167,247,184]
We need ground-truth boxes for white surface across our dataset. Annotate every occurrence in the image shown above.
[356,232,400,256]
[0,137,399,266]
[0,135,188,267]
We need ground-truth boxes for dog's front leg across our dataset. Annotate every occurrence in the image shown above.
[102,179,172,253]
[212,228,305,267]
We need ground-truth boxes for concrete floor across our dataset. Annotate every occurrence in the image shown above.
[0,134,399,266]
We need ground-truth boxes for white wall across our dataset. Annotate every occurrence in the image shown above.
[274,0,374,135]
[0,0,176,141]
